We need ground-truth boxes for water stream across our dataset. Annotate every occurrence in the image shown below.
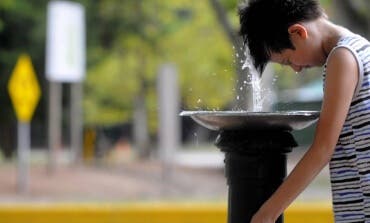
[242,49,263,112]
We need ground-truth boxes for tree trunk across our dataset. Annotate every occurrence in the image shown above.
[133,82,150,159]
[208,0,251,110]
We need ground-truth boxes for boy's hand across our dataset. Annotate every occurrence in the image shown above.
[250,208,275,223]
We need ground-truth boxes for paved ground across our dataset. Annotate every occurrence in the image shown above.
[0,152,227,203]
[0,147,331,203]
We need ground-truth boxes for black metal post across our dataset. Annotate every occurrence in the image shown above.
[215,130,297,223]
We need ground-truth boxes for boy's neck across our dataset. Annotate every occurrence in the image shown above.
[317,18,352,56]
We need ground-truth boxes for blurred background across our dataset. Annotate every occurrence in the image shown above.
[0,0,370,220]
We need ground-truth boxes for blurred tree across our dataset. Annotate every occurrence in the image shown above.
[0,0,235,158]
[208,0,250,110]
[83,0,234,157]
[333,0,370,38]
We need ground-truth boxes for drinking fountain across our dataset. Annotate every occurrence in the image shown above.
[180,110,320,223]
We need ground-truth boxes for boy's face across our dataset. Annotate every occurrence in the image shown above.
[269,23,326,72]
[270,49,314,73]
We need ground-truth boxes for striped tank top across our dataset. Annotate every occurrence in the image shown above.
[326,34,370,222]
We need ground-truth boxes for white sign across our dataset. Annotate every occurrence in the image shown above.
[46,1,85,82]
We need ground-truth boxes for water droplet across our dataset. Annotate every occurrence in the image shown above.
[236,95,240,100]
[194,132,199,147]
[197,99,202,103]
[236,53,239,58]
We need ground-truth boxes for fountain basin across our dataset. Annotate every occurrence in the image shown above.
[180,110,320,131]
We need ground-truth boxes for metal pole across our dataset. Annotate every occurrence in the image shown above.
[70,82,83,164]
[48,81,62,173]
[17,122,30,193]
[157,64,180,181]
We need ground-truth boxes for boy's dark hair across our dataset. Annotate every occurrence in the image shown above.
[239,0,325,73]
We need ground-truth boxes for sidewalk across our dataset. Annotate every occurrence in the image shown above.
[175,146,332,203]
[0,147,331,203]
[0,149,227,203]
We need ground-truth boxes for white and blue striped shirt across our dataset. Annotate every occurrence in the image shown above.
[325,34,370,223]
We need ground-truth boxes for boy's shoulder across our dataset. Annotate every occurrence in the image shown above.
[336,35,369,48]
[327,34,370,64]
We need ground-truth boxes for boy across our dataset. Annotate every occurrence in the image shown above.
[239,0,370,222]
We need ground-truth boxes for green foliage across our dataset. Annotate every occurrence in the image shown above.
[160,1,234,109]
[83,0,235,127]
[320,0,332,7]
[0,0,235,130]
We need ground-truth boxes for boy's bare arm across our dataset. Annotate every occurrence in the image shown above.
[251,48,359,223]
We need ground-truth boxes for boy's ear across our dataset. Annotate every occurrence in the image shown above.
[288,24,308,39]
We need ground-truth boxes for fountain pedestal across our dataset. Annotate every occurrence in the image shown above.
[180,111,319,223]
[215,130,297,223]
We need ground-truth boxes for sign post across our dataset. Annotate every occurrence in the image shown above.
[8,54,41,193]
[46,1,86,168]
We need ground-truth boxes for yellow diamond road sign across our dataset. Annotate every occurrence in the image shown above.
[8,54,41,123]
